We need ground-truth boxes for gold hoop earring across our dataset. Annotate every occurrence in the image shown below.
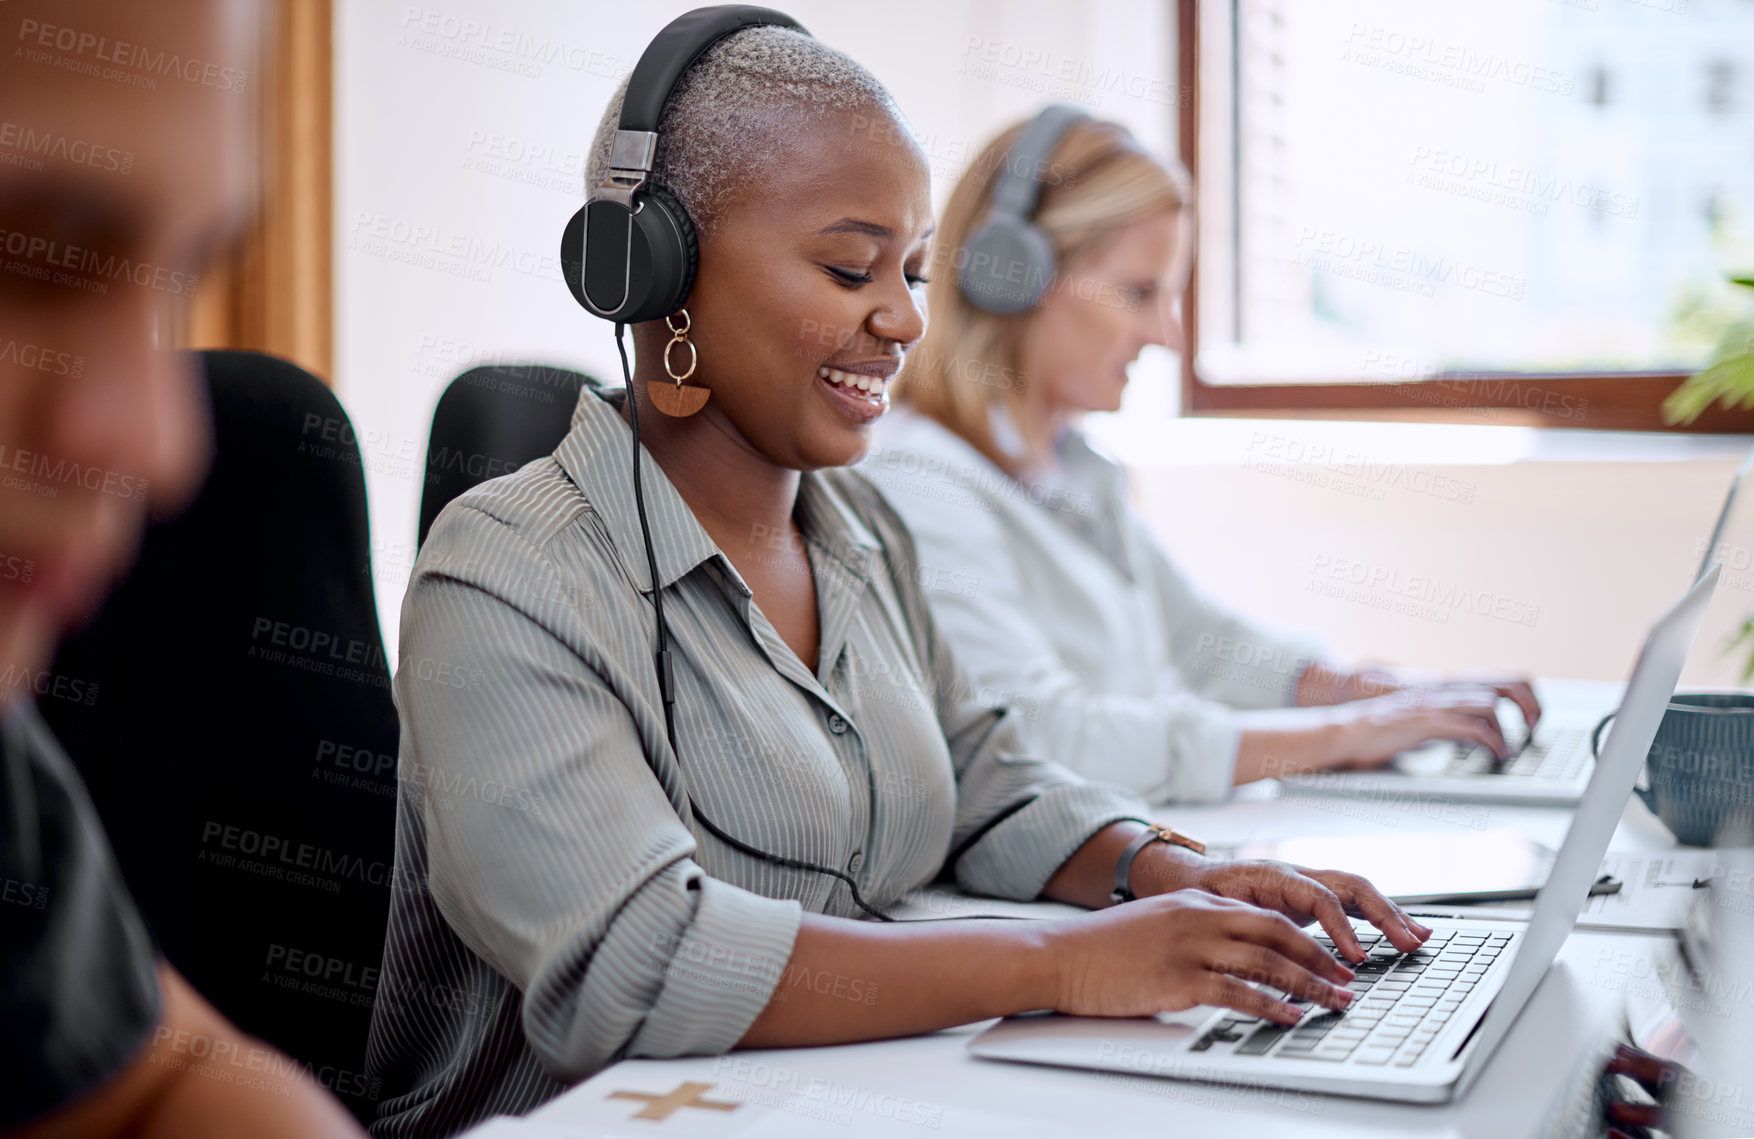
[648,308,711,417]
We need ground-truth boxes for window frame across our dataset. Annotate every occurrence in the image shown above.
[1174,0,1754,433]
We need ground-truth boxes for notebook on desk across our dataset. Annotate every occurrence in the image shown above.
[968,566,1718,1105]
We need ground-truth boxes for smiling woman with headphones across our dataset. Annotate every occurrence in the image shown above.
[365,10,1430,1137]
[865,109,1546,804]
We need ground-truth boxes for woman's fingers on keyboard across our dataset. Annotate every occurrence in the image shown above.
[1304,868,1431,952]
[1492,678,1542,728]
[1233,909,1354,984]
[1299,881,1366,963]
[1438,685,1503,716]
[1605,1100,1668,1130]
[1213,942,1352,1011]
[1606,1043,1679,1094]
[1205,975,1303,1025]
[1431,711,1509,761]
[1442,672,1543,728]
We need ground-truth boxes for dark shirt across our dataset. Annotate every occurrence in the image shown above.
[0,699,159,1127]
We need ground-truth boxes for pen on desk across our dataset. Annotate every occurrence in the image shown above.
[1394,874,1621,908]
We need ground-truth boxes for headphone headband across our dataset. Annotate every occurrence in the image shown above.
[956,104,1088,314]
[618,6,803,136]
[563,5,808,324]
[596,5,805,207]
[986,103,1087,223]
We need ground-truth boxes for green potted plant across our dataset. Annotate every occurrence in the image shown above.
[1663,275,1754,431]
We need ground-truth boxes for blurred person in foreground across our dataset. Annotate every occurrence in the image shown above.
[866,111,1543,804]
[0,1,363,1134]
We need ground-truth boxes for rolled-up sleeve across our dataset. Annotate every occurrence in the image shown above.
[396,520,799,1081]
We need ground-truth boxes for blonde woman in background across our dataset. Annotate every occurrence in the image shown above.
[864,108,1541,804]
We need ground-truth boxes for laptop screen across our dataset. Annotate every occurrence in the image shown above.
[1456,565,1719,1090]
[1697,447,1754,583]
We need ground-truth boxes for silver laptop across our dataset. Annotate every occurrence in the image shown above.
[1278,702,1598,807]
[969,566,1718,1104]
[1281,450,1749,807]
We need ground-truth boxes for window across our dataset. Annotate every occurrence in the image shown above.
[1180,0,1754,429]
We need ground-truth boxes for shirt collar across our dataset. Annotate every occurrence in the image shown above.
[553,381,882,594]
[795,470,884,589]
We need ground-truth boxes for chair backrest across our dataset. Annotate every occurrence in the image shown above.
[418,363,589,547]
[39,350,399,1125]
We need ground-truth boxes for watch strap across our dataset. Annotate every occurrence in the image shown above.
[1110,823,1208,904]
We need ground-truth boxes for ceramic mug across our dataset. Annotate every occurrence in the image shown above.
[1593,692,1754,847]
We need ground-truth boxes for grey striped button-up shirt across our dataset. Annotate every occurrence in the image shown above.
[366,381,1149,1137]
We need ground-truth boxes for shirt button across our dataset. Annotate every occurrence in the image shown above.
[827,714,849,735]
[846,851,864,873]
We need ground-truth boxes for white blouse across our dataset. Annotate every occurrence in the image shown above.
[861,408,1324,803]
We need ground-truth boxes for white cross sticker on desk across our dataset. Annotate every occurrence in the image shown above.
[607,1082,740,1122]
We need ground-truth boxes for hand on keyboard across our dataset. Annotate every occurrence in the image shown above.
[1170,856,1434,962]
[1303,666,1544,733]
[1326,685,1514,767]
[1040,890,1359,1026]
[1443,726,1590,779]
[1190,923,1517,1067]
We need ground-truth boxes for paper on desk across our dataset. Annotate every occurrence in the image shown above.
[1580,849,1729,932]
[528,1058,1080,1138]
[1402,849,1731,933]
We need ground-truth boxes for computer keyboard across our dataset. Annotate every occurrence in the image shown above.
[1441,726,1589,780]
[1189,927,1516,1067]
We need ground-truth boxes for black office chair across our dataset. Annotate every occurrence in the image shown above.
[417,363,590,547]
[41,350,398,1124]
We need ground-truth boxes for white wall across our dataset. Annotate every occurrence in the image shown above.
[1115,425,1754,690]
[335,0,1179,659]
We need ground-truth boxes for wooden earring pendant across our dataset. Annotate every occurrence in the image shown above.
[649,309,711,417]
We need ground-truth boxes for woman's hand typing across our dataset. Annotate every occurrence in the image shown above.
[1039,890,1358,1024]
[741,823,1428,1047]
[1232,683,1532,782]
[1123,844,1428,952]
[1031,823,1429,1024]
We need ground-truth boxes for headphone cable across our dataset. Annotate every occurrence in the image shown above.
[615,322,893,922]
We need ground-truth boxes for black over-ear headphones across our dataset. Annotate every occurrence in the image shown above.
[559,5,804,324]
[956,104,1088,314]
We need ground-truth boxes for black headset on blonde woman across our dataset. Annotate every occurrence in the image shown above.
[558,7,1091,921]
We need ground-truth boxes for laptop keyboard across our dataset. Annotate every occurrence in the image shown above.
[1442,726,1588,780]
[1189,927,1515,1066]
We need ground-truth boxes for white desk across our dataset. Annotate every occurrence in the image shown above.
[492,681,1712,1138]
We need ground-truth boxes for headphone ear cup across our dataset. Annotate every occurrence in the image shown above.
[560,203,591,310]
[621,182,699,324]
[957,215,1057,315]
